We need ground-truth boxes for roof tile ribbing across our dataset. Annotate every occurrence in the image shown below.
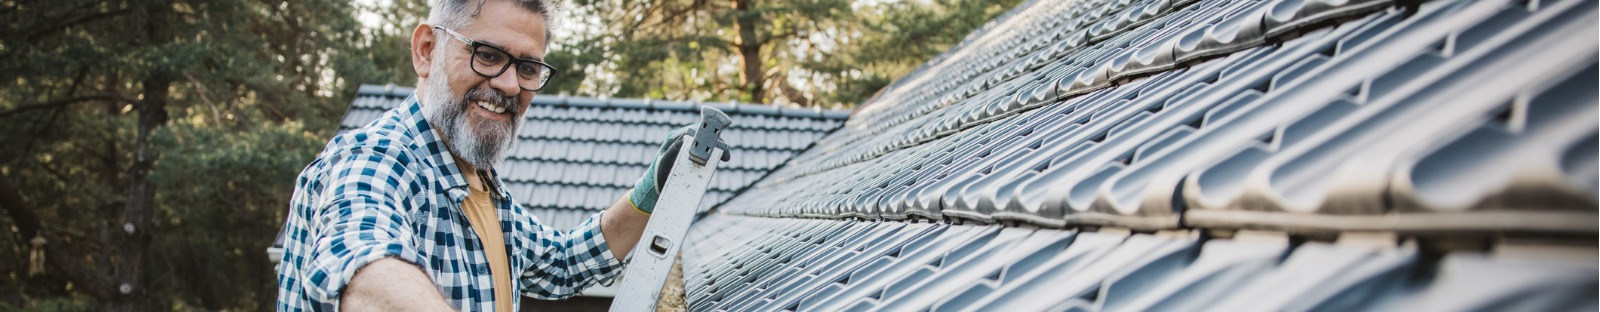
[687,0,1598,310]
[719,0,1597,233]
[337,84,849,230]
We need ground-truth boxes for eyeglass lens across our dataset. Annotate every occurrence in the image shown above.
[469,45,551,91]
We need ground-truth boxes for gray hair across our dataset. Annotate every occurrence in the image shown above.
[428,0,558,49]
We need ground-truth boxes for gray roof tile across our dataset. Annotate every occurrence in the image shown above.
[300,0,1600,305]
[333,89,847,230]
[694,0,1597,309]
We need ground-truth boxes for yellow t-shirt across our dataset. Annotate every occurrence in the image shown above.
[460,167,515,311]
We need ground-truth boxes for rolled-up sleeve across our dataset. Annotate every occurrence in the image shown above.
[300,142,429,304]
[519,211,625,299]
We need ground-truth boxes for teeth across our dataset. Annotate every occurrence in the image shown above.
[475,101,506,114]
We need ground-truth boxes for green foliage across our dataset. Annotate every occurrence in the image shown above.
[814,0,1026,106]
[555,0,853,106]
[141,120,325,311]
[0,295,94,312]
[0,0,403,310]
[553,0,1021,108]
[0,0,1023,309]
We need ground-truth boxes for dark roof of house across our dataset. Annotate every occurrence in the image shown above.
[339,84,850,230]
[685,0,1598,310]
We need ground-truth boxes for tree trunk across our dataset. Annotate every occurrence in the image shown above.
[733,0,764,103]
[101,76,169,312]
[98,0,176,307]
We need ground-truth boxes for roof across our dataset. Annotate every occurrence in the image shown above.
[274,85,849,298]
[686,0,1599,310]
[340,84,849,230]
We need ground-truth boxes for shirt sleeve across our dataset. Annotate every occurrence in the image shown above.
[298,140,431,305]
[518,210,626,299]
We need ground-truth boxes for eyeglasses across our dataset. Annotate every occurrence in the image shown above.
[433,26,558,92]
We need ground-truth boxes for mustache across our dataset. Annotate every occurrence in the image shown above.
[463,86,520,114]
[424,80,524,169]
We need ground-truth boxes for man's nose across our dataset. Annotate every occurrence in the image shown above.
[488,68,522,95]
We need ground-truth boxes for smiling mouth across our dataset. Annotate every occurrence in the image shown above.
[474,100,509,114]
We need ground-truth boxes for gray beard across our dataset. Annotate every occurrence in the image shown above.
[420,72,522,170]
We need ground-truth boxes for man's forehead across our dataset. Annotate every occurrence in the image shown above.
[463,1,548,59]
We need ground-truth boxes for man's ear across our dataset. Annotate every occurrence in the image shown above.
[412,24,437,79]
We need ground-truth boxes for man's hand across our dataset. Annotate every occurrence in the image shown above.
[342,258,455,312]
[602,122,733,259]
[626,125,733,215]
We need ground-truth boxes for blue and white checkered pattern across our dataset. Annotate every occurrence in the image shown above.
[276,95,625,311]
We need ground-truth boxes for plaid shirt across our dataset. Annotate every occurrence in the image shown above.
[276,96,624,311]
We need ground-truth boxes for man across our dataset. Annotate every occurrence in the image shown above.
[275,0,715,310]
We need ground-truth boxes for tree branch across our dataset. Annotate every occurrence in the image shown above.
[641,0,713,30]
[758,30,801,46]
[0,95,140,118]
[26,8,133,43]
[184,73,226,125]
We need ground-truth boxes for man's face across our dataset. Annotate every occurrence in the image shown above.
[415,0,548,169]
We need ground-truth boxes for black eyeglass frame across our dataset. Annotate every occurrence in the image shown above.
[433,25,558,92]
